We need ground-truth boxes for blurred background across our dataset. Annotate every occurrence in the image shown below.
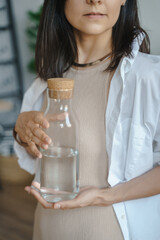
[0,0,159,239]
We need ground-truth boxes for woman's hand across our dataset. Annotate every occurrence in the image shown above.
[25,166,160,210]
[25,181,107,210]
[15,111,69,158]
[15,111,51,158]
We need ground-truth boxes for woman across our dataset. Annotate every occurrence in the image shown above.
[14,0,160,239]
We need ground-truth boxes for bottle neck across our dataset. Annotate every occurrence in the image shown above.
[48,97,72,113]
[46,88,73,114]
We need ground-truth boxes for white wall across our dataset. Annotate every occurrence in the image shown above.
[11,0,160,91]
[138,0,160,55]
[11,0,43,91]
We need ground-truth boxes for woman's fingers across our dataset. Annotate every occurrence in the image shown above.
[30,182,53,208]
[25,186,53,209]
[15,111,68,158]
[26,182,53,208]
[33,112,49,128]
[26,121,51,145]
[32,181,40,189]
[31,135,49,150]
[27,140,42,158]
[26,113,67,145]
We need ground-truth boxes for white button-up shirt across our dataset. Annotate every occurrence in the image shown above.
[14,34,160,240]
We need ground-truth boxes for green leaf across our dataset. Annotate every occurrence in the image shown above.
[28,42,36,51]
[26,5,42,73]
[26,28,37,39]
[27,6,42,22]
[27,59,36,73]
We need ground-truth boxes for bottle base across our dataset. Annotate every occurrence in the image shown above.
[40,190,78,203]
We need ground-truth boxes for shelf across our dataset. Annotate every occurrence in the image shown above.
[0,91,22,99]
[0,58,17,65]
[0,0,24,152]
[1,123,15,130]
[0,25,11,31]
[0,6,7,11]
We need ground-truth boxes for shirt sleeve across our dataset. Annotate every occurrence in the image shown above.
[153,111,160,166]
[14,79,44,175]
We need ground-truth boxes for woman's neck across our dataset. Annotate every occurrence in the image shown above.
[74,29,112,64]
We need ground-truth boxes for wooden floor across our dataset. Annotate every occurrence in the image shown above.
[0,155,37,240]
[0,183,37,240]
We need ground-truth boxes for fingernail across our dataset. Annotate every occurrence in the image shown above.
[38,153,42,158]
[54,204,61,209]
[45,138,51,144]
[42,144,48,149]
[25,186,30,194]
[47,203,53,208]
[43,122,49,128]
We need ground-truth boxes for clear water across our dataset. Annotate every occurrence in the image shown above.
[40,147,79,203]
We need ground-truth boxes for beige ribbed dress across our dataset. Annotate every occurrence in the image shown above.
[33,59,124,240]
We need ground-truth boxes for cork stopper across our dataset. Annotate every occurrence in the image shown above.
[47,78,74,99]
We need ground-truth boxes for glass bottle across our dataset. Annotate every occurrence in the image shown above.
[40,78,79,203]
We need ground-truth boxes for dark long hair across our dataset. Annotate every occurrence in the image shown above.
[35,0,150,81]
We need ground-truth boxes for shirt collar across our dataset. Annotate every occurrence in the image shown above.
[119,32,145,79]
[35,33,145,97]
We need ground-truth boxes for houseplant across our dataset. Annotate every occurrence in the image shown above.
[26,5,42,73]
